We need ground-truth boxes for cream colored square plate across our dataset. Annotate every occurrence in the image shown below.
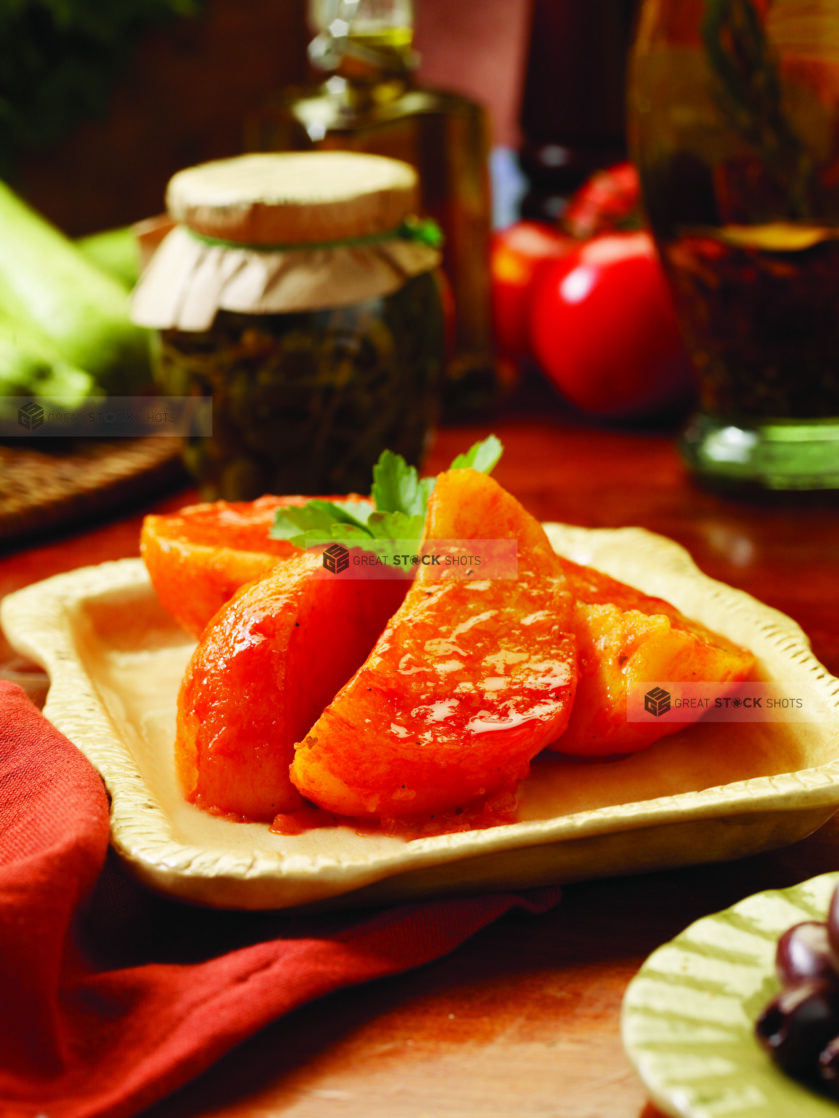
[3,524,839,911]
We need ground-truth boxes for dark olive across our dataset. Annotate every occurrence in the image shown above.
[755,979,839,1078]
[776,921,838,987]
[818,1034,839,1097]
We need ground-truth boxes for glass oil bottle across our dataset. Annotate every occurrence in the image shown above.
[244,0,497,420]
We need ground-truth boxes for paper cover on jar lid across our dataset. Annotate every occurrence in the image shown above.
[130,152,442,331]
[130,226,440,330]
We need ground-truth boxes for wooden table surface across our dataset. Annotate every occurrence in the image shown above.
[3,407,839,1118]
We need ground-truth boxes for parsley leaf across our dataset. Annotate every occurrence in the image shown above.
[270,436,503,551]
[450,433,503,473]
[268,498,373,542]
[370,448,435,517]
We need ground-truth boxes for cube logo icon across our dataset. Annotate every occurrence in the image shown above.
[644,686,671,717]
[18,401,44,430]
[323,543,350,574]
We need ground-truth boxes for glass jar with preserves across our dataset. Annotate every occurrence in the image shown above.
[130,151,444,499]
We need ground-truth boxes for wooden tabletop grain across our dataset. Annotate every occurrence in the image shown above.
[3,406,839,1118]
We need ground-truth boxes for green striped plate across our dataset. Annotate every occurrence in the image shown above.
[622,872,839,1118]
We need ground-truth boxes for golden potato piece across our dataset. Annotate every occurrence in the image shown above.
[290,469,578,822]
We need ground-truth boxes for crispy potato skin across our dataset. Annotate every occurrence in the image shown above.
[547,557,755,756]
[176,549,408,821]
[141,495,299,638]
[290,469,579,821]
[141,494,369,638]
[162,474,757,829]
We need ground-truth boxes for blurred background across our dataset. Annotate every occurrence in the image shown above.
[5,0,714,519]
[3,0,635,234]
[6,0,523,233]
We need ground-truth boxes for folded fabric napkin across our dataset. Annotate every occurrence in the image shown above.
[0,680,562,1118]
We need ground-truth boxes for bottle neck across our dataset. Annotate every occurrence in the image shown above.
[307,0,417,86]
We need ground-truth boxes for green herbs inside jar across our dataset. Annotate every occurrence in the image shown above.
[131,151,444,499]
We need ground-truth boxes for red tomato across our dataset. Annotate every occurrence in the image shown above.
[562,162,642,239]
[529,231,696,421]
[490,220,575,362]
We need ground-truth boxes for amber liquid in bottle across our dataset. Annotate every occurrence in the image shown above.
[244,12,496,420]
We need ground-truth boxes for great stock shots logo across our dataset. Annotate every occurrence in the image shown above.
[317,539,518,580]
[322,543,351,574]
[644,686,672,717]
[3,396,213,438]
[17,401,44,430]
[630,681,827,723]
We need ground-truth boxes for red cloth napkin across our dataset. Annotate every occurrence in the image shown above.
[0,681,562,1118]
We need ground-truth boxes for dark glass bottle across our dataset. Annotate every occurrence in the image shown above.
[518,0,641,222]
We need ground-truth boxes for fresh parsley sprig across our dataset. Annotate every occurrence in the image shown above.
[269,435,503,551]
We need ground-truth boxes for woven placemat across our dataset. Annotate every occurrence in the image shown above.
[0,438,188,547]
